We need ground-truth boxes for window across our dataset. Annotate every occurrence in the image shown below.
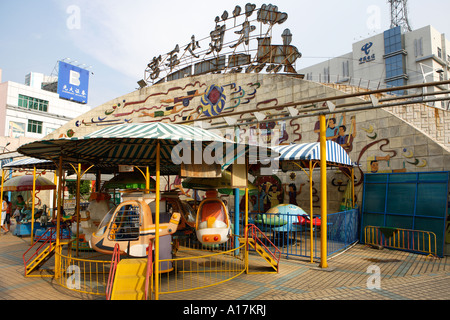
[386,79,407,96]
[414,38,423,57]
[384,26,402,55]
[437,47,442,59]
[18,94,48,112]
[385,55,404,79]
[324,67,330,83]
[342,61,349,77]
[27,120,43,134]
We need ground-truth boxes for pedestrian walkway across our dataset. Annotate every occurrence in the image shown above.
[0,230,449,301]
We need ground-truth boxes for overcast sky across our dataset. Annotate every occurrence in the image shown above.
[1,0,449,108]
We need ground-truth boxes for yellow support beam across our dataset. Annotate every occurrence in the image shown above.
[319,114,328,269]
[30,167,36,245]
[55,155,63,279]
[154,141,161,300]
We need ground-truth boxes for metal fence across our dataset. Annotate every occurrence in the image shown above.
[239,208,360,260]
[364,225,438,257]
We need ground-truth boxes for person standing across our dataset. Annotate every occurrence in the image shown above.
[1,195,8,233]
[4,196,11,232]
[14,195,27,223]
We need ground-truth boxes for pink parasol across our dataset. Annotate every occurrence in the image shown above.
[2,175,56,192]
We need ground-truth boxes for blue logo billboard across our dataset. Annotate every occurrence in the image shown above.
[57,61,89,104]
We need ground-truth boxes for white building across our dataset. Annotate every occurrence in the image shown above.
[0,69,92,140]
[298,25,450,109]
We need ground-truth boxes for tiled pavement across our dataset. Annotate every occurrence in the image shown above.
[1,229,449,301]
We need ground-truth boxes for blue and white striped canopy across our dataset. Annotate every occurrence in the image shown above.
[272,141,354,167]
[3,157,53,169]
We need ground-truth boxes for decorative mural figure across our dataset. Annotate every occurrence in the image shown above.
[266,183,283,208]
[313,113,356,154]
[367,155,391,173]
[253,175,283,212]
[283,183,305,206]
[254,184,266,213]
[335,115,357,153]
[314,114,342,141]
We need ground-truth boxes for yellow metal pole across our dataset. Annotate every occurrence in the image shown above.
[309,161,314,264]
[155,141,161,300]
[319,114,328,269]
[351,168,355,208]
[245,187,249,273]
[52,173,57,220]
[31,167,36,245]
[55,155,63,279]
[75,163,81,257]
[146,167,150,194]
[1,170,4,231]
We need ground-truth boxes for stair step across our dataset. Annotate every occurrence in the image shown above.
[111,290,145,300]
[25,244,56,276]
[113,276,146,291]
[110,259,148,300]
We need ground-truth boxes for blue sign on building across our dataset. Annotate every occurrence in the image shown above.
[359,42,376,65]
[57,61,89,104]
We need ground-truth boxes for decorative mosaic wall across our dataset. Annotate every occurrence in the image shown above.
[46,73,450,212]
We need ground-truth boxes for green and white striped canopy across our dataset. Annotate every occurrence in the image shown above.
[17,122,270,175]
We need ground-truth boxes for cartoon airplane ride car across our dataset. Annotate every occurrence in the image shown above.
[195,190,231,245]
[90,193,180,257]
[160,192,197,237]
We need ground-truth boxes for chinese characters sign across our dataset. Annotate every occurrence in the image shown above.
[144,4,302,85]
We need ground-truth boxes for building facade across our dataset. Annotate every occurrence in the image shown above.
[299,25,450,110]
[0,70,92,140]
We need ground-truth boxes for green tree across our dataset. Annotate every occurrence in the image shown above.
[66,180,91,199]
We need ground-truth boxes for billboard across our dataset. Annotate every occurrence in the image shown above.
[57,61,89,104]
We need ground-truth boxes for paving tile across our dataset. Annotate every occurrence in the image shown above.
[0,232,449,301]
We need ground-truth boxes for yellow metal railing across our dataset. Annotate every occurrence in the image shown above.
[364,226,438,258]
[150,242,246,297]
[55,243,111,296]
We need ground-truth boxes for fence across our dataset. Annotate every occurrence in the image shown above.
[361,172,449,257]
[51,208,359,297]
[364,226,438,257]
[151,239,245,298]
[243,208,360,260]
[55,243,111,296]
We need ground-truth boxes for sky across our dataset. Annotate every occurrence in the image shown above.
[1,0,449,108]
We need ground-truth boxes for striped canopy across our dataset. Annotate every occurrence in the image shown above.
[17,122,269,175]
[272,141,354,167]
[3,157,55,170]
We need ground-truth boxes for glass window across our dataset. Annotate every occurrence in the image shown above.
[18,94,48,112]
[27,119,43,134]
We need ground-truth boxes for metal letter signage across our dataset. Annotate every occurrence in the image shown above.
[143,3,302,85]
